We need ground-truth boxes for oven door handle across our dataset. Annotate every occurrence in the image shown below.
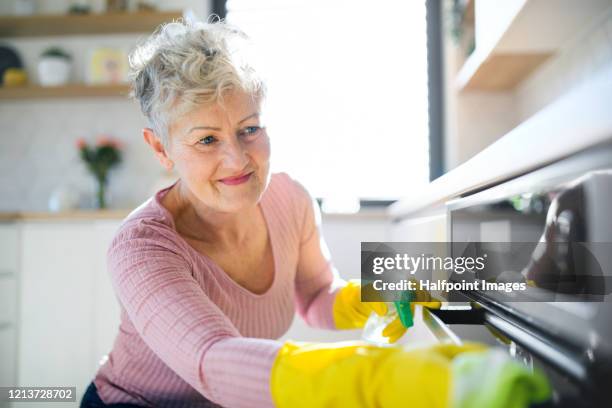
[421,307,464,345]
[424,306,588,383]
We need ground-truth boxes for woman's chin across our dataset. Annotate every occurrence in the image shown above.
[214,187,264,212]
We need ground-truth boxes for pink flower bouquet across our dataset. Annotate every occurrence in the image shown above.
[76,135,123,209]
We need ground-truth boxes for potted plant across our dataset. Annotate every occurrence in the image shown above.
[38,47,72,86]
[77,135,123,209]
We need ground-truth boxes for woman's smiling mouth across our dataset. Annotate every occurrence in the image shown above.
[219,171,253,186]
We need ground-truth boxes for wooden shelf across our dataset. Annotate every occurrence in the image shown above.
[456,0,611,92]
[457,50,552,91]
[0,11,183,37]
[0,84,131,99]
[0,209,131,221]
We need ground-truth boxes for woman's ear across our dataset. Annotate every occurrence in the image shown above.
[143,128,174,171]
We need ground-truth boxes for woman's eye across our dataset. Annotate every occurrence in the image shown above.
[240,126,262,137]
[198,135,217,145]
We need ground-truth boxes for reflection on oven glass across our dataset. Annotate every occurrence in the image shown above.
[452,169,612,302]
[524,171,611,300]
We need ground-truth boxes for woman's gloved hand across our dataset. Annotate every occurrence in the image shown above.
[332,279,441,342]
[270,341,551,408]
[452,348,551,408]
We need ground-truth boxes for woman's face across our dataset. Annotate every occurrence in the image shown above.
[165,90,271,213]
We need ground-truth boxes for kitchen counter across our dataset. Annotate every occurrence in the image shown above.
[0,209,132,221]
[0,207,389,222]
[389,65,612,220]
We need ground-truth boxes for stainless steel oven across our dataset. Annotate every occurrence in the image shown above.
[427,141,612,407]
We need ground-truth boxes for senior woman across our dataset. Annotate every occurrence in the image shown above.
[80,20,549,408]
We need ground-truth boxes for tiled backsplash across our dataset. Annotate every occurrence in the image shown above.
[0,98,163,211]
[0,0,207,212]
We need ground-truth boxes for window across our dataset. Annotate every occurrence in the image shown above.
[227,0,430,208]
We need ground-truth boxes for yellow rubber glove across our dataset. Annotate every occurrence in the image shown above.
[270,341,551,408]
[332,280,387,329]
[382,298,443,343]
[333,279,442,342]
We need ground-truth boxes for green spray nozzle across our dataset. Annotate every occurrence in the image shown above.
[393,290,416,329]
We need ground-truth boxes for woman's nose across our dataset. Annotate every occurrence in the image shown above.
[221,138,249,169]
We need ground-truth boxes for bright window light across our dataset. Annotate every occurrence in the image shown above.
[227,0,430,203]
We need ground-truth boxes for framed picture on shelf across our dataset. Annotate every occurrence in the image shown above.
[86,48,128,85]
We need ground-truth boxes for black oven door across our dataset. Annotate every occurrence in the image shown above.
[444,142,612,407]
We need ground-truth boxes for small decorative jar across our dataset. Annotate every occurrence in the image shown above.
[38,47,72,86]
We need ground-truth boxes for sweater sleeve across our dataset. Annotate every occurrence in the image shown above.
[107,224,281,408]
[293,184,346,329]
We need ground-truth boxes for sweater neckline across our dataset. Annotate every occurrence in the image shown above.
[152,179,278,299]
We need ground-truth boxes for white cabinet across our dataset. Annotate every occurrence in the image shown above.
[0,222,19,408]
[12,219,121,408]
[0,223,19,272]
[0,278,17,326]
[91,222,123,368]
[0,327,17,408]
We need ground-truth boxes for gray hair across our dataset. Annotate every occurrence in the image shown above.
[128,19,266,145]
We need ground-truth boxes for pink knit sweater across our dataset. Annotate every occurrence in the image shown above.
[94,173,343,407]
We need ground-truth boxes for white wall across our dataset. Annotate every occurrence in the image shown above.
[474,0,527,53]
[0,98,156,210]
[451,91,518,169]
[515,6,612,122]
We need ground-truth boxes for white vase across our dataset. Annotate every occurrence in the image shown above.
[48,185,81,212]
[38,57,71,86]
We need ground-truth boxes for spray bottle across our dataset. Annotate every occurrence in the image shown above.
[362,290,415,345]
